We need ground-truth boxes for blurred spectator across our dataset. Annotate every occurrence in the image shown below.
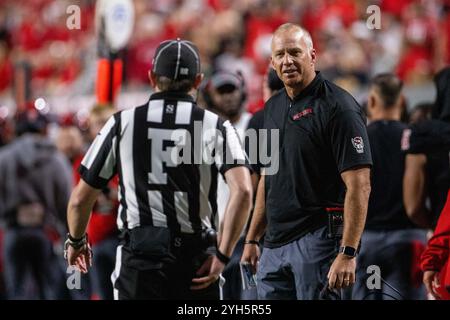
[403,67,450,229]
[0,41,12,94]
[396,1,438,83]
[202,71,254,300]
[369,12,403,76]
[353,74,427,300]
[203,70,252,222]
[56,125,84,163]
[0,110,73,299]
[242,69,284,298]
[401,66,450,300]
[409,102,433,124]
[421,193,450,300]
[0,109,15,148]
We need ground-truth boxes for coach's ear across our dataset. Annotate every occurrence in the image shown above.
[149,70,157,89]
[193,73,204,89]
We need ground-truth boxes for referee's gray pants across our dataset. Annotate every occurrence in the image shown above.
[257,226,342,300]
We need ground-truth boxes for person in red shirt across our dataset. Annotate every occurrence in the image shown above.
[421,191,450,299]
[418,67,450,300]
[0,41,12,93]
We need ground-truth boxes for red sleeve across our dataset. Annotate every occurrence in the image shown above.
[73,154,84,185]
[421,190,450,271]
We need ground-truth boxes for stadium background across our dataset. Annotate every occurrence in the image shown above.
[0,0,449,300]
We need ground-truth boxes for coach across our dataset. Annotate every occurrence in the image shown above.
[242,23,372,299]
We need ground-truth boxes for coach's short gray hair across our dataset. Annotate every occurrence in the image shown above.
[273,23,314,51]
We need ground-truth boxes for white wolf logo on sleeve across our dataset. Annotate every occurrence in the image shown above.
[351,136,364,154]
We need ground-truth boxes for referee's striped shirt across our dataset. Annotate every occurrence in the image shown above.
[79,91,249,234]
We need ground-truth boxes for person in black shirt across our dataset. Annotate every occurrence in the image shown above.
[64,39,253,299]
[241,23,372,300]
[352,74,427,300]
[403,67,450,229]
[246,67,284,177]
[400,67,450,299]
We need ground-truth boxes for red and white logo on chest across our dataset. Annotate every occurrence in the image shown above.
[292,108,314,120]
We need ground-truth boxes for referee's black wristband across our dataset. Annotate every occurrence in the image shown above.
[244,240,259,245]
[68,233,86,243]
[215,249,231,265]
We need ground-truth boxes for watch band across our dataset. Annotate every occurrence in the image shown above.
[339,246,357,257]
[68,233,85,243]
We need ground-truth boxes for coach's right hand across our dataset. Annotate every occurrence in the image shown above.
[241,243,260,274]
[191,255,225,290]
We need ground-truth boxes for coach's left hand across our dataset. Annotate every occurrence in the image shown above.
[327,254,356,289]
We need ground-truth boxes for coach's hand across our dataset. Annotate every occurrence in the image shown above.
[66,243,93,274]
[240,243,260,274]
[327,254,356,289]
[191,255,224,290]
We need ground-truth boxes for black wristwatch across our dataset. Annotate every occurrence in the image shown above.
[339,246,358,258]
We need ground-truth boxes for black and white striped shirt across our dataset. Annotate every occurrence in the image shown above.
[79,91,249,234]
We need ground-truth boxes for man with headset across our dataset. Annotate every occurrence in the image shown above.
[203,71,255,299]
[203,71,253,223]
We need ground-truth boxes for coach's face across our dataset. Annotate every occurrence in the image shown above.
[271,30,316,89]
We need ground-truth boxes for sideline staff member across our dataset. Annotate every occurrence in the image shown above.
[353,74,426,300]
[65,39,253,299]
[242,23,372,299]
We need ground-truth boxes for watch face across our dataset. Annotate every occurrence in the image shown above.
[340,246,356,257]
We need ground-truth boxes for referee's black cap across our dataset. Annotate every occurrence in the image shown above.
[152,39,201,80]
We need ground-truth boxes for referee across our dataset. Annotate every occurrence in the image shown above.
[65,39,253,300]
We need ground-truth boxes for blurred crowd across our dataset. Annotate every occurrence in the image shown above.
[0,0,450,112]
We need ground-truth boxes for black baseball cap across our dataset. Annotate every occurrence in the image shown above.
[15,110,49,135]
[152,39,201,80]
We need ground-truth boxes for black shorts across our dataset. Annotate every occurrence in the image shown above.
[111,231,220,300]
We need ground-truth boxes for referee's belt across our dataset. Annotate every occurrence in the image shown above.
[122,226,215,257]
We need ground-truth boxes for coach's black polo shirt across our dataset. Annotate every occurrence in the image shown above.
[263,72,372,248]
